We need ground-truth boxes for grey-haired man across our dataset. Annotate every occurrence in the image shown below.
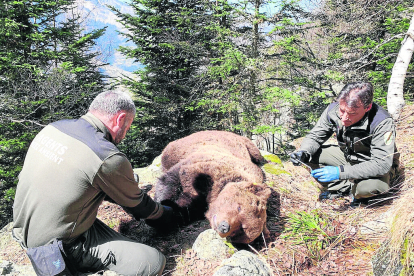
[13,91,172,275]
[290,82,399,207]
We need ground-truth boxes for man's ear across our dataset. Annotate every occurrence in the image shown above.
[365,103,372,112]
[114,112,127,128]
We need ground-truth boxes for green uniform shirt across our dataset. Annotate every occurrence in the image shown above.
[13,113,163,248]
[300,102,398,180]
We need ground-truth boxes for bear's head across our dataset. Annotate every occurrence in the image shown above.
[205,181,271,244]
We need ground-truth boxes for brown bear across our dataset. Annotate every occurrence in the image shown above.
[154,130,272,244]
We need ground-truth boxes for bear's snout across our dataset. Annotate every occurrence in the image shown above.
[217,220,230,234]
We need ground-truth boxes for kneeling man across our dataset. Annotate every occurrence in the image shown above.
[290,82,399,207]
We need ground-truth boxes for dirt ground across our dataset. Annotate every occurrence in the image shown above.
[1,104,413,276]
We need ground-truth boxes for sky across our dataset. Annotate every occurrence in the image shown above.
[75,0,140,78]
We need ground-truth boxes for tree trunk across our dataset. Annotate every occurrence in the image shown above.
[387,14,414,121]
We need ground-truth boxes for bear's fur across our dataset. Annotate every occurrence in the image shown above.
[154,130,271,244]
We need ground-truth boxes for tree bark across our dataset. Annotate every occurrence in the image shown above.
[387,14,414,121]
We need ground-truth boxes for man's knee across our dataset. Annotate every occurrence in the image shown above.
[112,244,166,276]
[354,186,377,199]
[353,178,390,199]
[153,250,166,276]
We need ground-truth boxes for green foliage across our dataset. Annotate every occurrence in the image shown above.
[282,209,338,261]
[224,239,236,255]
[365,9,413,106]
[113,0,308,160]
[0,0,107,228]
[111,0,244,165]
[400,237,414,275]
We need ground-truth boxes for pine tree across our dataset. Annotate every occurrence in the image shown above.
[110,0,227,164]
[0,0,107,227]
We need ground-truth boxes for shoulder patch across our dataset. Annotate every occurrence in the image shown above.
[384,131,393,146]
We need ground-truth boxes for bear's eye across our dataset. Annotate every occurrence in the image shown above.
[237,206,242,212]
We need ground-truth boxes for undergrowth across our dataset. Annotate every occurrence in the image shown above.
[282,210,338,262]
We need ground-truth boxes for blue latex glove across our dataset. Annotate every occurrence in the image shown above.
[311,166,340,182]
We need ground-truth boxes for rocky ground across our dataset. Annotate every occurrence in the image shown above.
[1,104,413,276]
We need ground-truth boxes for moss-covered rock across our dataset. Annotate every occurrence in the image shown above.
[133,155,162,184]
[213,250,272,276]
[263,163,290,176]
[262,153,282,164]
[192,229,236,261]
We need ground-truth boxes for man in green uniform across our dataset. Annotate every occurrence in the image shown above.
[13,91,172,276]
[290,82,399,206]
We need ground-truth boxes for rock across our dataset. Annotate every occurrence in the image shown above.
[371,240,402,276]
[0,223,36,275]
[260,151,282,165]
[0,223,13,250]
[0,260,36,276]
[213,250,273,276]
[192,229,236,261]
[133,155,162,185]
[260,151,290,176]
[360,209,393,235]
[0,261,13,275]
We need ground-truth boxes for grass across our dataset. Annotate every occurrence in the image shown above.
[282,210,339,262]
[386,179,414,275]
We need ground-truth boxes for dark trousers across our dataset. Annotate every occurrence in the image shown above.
[63,219,165,276]
[310,145,392,199]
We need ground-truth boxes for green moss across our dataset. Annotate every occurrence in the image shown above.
[278,187,291,194]
[263,163,291,175]
[263,154,282,164]
[224,238,236,255]
[405,154,414,169]
[306,180,321,190]
[400,237,414,275]
[107,218,119,229]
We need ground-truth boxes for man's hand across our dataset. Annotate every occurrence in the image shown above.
[289,150,310,166]
[311,166,340,182]
[145,205,174,229]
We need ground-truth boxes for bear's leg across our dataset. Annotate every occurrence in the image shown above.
[173,167,213,225]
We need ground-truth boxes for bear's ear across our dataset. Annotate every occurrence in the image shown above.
[243,182,272,201]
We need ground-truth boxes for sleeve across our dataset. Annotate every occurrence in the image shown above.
[339,118,396,180]
[299,106,335,156]
[95,153,164,220]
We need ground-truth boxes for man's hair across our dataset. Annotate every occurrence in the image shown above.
[337,82,373,109]
[89,90,136,118]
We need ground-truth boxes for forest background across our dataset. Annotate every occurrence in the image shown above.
[0,0,413,230]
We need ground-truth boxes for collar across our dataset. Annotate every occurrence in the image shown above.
[81,112,114,143]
